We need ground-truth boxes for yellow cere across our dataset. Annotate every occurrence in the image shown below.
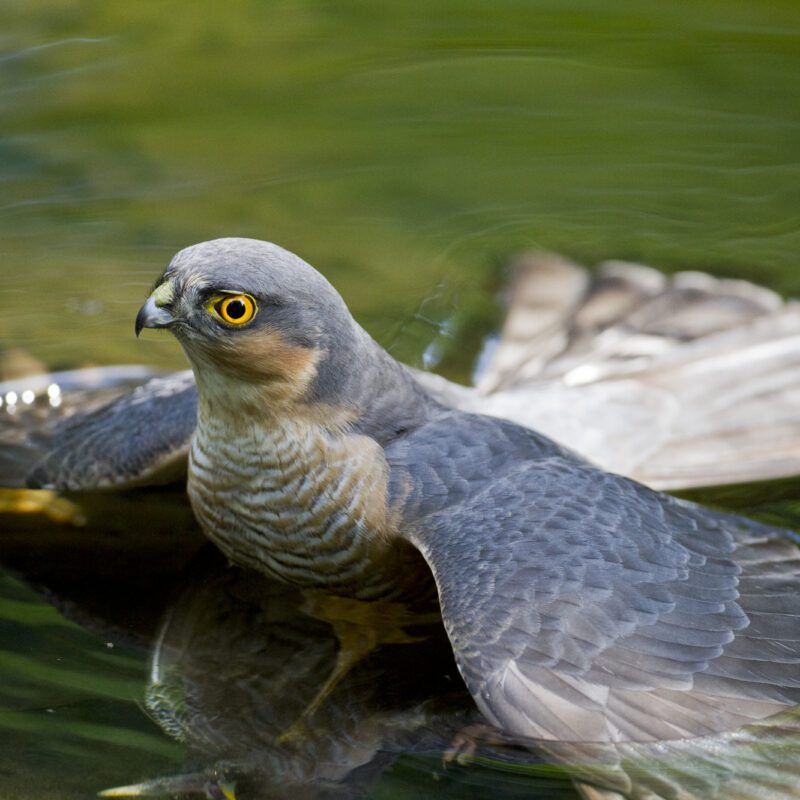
[208,293,257,326]
[152,280,175,308]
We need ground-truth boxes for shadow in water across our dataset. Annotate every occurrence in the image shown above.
[141,551,570,799]
[134,551,800,800]
[0,489,575,800]
[3,483,800,799]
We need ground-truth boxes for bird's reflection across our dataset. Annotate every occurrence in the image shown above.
[3,490,800,800]
[125,552,800,800]
[134,551,562,800]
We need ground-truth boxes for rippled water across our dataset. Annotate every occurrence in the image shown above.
[1,1,800,797]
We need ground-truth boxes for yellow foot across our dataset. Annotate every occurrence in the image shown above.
[274,592,441,745]
[275,718,311,747]
[300,592,441,643]
[0,488,85,526]
[275,614,382,746]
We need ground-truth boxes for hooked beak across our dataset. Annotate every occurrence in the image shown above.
[135,283,176,337]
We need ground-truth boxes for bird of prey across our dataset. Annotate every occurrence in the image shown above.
[8,238,800,798]
[12,250,800,497]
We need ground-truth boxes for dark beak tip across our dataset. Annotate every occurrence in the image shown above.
[134,307,146,338]
[135,296,176,337]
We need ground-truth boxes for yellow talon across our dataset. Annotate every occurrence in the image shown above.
[0,488,86,526]
[218,779,237,800]
[98,784,150,798]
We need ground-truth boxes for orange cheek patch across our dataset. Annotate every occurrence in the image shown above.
[211,328,320,389]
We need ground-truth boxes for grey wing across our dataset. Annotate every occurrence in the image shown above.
[388,422,800,744]
[415,253,800,491]
[26,370,197,490]
[476,253,785,394]
[482,256,800,490]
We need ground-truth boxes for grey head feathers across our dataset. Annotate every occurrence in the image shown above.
[162,237,353,353]
[149,238,435,440]
[166,239,345,319]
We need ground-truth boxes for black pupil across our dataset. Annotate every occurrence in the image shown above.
[226,299,246,320]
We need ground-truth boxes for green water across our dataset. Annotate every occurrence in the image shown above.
[0,571,181,798]
[3,1,800,375]
[1,1,800,797]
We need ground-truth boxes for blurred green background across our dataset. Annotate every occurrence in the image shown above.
[2,0,800,376]
[1,1,800,797]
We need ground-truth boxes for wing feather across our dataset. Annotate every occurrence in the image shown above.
[26,371,197,490]
[389,418,800,744]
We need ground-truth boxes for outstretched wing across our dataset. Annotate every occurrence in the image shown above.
[416,254,800,491]
[25,370,197,490]
[388,415,800,744]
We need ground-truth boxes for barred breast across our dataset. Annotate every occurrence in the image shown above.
[187,411,406,600]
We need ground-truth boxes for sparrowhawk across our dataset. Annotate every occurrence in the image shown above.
[18,238,800,751]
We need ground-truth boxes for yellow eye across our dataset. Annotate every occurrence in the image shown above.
[212,294,257,326]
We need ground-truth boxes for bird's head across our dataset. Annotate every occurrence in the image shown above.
[136,238,367,413]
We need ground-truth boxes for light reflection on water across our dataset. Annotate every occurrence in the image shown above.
[1,1,800,797]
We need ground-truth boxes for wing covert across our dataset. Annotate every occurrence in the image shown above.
[390,430,800,744]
